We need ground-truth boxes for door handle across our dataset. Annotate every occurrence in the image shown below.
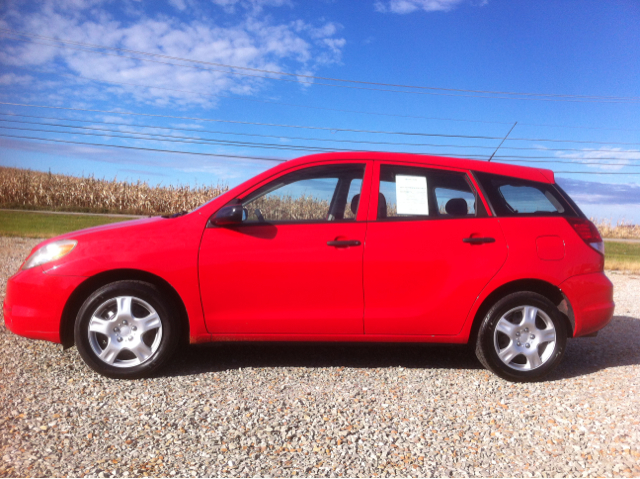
[463,237,495,244]
[327,240,361,247]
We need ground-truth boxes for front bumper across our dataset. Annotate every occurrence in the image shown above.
[3,267,86,344]
[560,272,615,337]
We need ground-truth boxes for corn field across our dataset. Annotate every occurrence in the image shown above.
[1,167,640,238]
[0,167,228,216]
[592,219,640,240]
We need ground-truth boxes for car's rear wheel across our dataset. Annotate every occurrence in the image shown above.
[75,281,179,379]
[475,292,567,382]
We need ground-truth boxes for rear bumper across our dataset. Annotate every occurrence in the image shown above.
[560,272,614,337]
[3,267,85,344]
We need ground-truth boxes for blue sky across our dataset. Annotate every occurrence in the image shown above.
[0,0,639,221]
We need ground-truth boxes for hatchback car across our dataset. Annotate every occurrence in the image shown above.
[4,152,614,381]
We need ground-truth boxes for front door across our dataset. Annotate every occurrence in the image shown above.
[199,162,370,335]
[364,163,508,336]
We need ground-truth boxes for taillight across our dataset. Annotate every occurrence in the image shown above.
[566,217,604,255]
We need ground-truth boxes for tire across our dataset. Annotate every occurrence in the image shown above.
[75,281,180,379]
[475,292,567,382]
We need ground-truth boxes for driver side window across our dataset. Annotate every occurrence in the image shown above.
[240,164,365,223]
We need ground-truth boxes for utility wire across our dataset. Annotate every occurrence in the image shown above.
[0,101,504,140]
[2,101,640,146]
[5,33,640,103]
[2,28,639,103]
[4,132,640,174]
[2,118,638,163]
[20,68,517,126]
[2,126,639,167]
[3,115,638,154]
[0,132,286,162]
[14,67,640,132]
[0,124,341,153]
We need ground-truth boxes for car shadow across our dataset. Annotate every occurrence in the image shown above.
[548,315,640,381]
[158,315,640,380]
[160,342,483,378]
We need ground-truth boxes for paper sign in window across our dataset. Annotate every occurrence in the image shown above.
[396,175,429,215]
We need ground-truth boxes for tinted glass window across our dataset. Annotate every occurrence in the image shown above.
[378,165,477,220]
[241,164,365,223]
[435,187,476,215]
[474,171,573,217]
[499,185,563,214]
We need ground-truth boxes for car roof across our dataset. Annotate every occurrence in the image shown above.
[283,152,555,184]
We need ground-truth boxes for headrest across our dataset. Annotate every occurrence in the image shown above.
[350,194,360,215]
[445,198,468,216]
[378,193,387,219]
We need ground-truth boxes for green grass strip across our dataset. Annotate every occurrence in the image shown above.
[0,210,137,238]
[605,241,640,258]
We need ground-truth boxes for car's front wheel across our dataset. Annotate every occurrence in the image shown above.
[75,281,180,379]
[475,292,567,382]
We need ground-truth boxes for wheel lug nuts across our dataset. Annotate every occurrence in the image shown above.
[517,341,521,346]
[524,328,529,332]
[530,334,535,339]
[132,326,137,331]
[113,327,120,333]
[515,332,520,337]
[525,343,530,348]
[117,336,123,342]
[128,336,133,341]
[122,320,128,325]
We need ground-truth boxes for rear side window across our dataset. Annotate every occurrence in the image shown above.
[474,172,574,217]
[378,164,480,220]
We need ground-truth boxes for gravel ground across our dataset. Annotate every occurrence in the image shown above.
[1,236,639,478]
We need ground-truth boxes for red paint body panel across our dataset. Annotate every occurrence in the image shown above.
[536,236,565,261]
[8,213,214,343]
[559,273,614,337]
[363,218,507,335]
[4,267,84,342]
[199,222,367,334]
[2,153,613,352]
[457,216,611,339]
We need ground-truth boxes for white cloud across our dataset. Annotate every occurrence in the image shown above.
[374,0,476,14]
[168,0,188,11]
[0,73,33,86]
[0,2,345,107]
[555,147,640,172]
[211,0,293,14]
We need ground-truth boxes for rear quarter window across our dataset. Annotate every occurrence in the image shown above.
[474,171,576,217]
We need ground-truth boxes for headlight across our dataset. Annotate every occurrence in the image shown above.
[22,240,78,270]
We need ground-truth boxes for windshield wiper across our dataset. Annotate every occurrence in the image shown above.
[161,210,188,219]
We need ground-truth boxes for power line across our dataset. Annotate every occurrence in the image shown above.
[2,126,640,167]
[14,67,640,133]
[0,132,286,162]
[2,101,640,146]
[3,32,639,104]
[554,171,640,175]
[0,124,339,153]
[3,114,638,154]
[5,28,640,101]
[20,68,517,126]
[0,101,503,140]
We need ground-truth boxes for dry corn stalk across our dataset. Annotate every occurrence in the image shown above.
[592,218,640,239]
[0,167,228,216]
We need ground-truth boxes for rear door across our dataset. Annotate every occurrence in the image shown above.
[199,161,371,335]
[363,162,508,336]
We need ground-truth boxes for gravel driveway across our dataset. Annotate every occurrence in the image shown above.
[1,236,639,478]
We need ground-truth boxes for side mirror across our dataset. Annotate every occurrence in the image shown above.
[210,205,247,226]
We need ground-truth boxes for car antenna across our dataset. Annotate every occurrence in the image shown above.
[488,121,517,162]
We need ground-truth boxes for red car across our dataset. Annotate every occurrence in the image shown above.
[4,152,614,381]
